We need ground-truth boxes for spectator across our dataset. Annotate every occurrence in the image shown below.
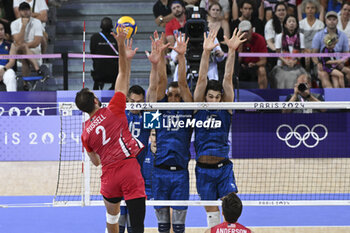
[282,73,325,113]
[230,0,265,37]
[337,1,350,47]
[264,2,287,52]
[0,21,17,91]
[232,0,264,21]
[200,0,230,22]
[153,0,174,27]
[299,0,324,71]
[237,20,268,89]
[312,11,350,88]
[165,0,187,46]
[10,2,47,83]
[204,192,252,233]
[270,14,307,89]
[0,0,16,40]
[319,33,345,87]
[14,0,49,54]
[90,17,118,90]
[297,0,325,22]
[265,0,296,22]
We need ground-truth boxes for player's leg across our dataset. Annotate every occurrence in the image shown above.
[125,197,146,233]
[155,207,171,233]
[103,196,122,233]
[118,206,128,233]
[195,165,221,228]
[170,169,189,233]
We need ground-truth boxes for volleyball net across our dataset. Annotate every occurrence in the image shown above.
[53,101,350,207]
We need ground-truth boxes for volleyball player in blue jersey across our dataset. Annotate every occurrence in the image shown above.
[193,29,246,228]
[118,85,150,233]
[147,31,192,233]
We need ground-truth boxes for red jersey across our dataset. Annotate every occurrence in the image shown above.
[81,92,144,167]
[241,32,267,64]
[211,222,252,233]
[165,17,186,37]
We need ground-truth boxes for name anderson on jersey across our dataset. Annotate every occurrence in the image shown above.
[86,114,107,134]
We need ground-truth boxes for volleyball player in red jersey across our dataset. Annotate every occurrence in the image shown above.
[75,26,146,233]
[205,192,252,233]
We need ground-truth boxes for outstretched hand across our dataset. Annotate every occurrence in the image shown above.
[203,29,219,52]
[224,28,246,51]
[125,38,138,60]
[146,31,170,64]
[111,25,128,45]
[169,32,189,56]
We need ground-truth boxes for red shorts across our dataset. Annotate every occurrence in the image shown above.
[101,158,146,200]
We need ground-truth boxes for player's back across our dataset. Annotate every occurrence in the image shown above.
[211,222,252,233]
[81,92,144,167]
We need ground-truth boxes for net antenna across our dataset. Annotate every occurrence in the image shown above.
[54,101,350,207]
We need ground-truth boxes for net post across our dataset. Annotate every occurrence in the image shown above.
[83,150,91,206]
[62,52,68,90]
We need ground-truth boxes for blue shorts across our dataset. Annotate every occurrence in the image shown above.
[152,166,189,210]
[195,161,238,200]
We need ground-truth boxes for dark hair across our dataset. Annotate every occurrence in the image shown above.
[272,2,287,34]
[75,88,96,114]
[239,0,254,9]
[168,81,179,89]
[283,14,299,35]
[0,21,6,33]
[19,2,31,11]
[342,0,350,9]
[170,0,186,8]
[222,192,243,223]
[205,80,222,96]
[100,17,113,32]
[128,85,145,97]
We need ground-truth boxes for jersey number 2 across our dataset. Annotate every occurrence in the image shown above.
[96,126,111,145]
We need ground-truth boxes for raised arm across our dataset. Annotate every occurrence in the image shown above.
[222,28,246,102]
[112,25,138,94]
[170,33,192,102]
[156,34,170,101]
[147,31,169,102]
[193,30,219,102]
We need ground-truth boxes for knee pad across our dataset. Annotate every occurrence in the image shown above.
[172,224,185,233]
[118,213,126,226]
[155,208,170,232]
[106,212,120,224]
[207,211,221,228]
[172,209,187,224]
[155,207,170,223]
[158,223,170,233]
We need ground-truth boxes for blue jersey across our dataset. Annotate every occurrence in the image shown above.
[126,110,150,165]
[0,41,11,66]
[142,144,155,196]
[194,110,231,160]
[155,96,192,168]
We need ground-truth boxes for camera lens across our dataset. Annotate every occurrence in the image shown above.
[298,83,308,92]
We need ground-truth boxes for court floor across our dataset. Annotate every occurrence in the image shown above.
[0,196,349,233]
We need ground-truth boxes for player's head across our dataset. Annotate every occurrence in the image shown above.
[205,80,222,102]
[75,88,102,114]
[18,2,31,18]
[167,81,181,102]
[100,17,113,32]
[127,85,145,114]
[222,192,243,223]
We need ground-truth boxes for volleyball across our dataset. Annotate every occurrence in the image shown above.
[115,16,137,39]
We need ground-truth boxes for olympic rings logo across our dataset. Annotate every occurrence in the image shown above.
[276,124,328,148]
